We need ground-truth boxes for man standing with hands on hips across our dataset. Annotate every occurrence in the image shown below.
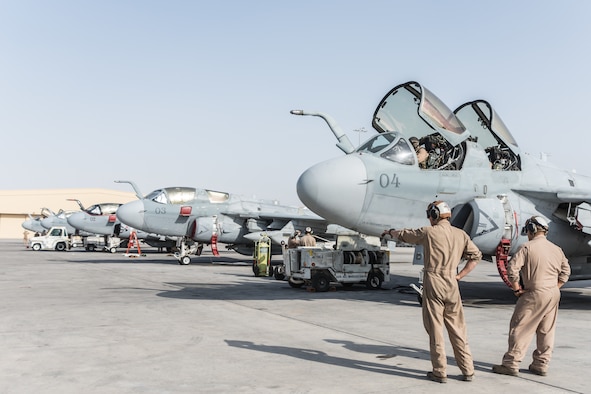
[384,200,482,383]
[492,216,570,377]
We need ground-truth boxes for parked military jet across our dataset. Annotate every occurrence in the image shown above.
[115,181,329,265]
[22,213,46,234]
[66,199,177,252]
[292,81,591,283]
[39,208,84,235]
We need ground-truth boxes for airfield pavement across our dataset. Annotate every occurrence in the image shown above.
[0,240,590,394]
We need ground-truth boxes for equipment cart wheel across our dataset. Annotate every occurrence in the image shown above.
[109,247,117,254]
[288,277,304,288]
[32,243,41,251]
[365,271,383,289]
[273,265,285,281]
[312,272,331,292]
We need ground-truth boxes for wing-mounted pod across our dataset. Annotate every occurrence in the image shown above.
[454,100,521,171]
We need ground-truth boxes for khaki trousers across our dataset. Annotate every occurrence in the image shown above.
[422,273,474,377]
[502,287,560,371]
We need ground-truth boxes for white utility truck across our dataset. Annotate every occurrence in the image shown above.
[283,234,390,292]
[29,226,71,251]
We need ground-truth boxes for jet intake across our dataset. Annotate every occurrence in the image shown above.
[451,196,518,255]
[192,215,243,244]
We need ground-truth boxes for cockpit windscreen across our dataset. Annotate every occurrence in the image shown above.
[358,132,415,165]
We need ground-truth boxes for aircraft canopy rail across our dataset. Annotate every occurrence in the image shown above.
[372,81,470,147]
[455,100,521,171]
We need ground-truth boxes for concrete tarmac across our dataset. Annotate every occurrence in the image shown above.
[1,241,590,394]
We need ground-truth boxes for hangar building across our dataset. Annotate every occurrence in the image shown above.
[0,189,137,239]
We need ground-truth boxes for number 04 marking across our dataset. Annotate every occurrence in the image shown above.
[379,173,400,188]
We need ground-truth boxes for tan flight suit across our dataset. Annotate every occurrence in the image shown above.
[301,233,316,247]
[287,236,300,248]
[501,236,570,372]
[398,220,482,378]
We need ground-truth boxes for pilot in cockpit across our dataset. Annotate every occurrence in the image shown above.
[410,137,428,169]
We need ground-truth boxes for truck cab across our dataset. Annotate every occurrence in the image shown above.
[29,226,71,251]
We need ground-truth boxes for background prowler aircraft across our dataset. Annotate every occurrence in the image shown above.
[115,181,329,265]
[293,81,591,285]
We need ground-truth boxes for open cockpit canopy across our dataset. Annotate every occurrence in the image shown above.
[454,100,521,171]
[372,81,470,147]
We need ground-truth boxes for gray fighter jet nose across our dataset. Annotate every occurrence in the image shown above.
[67,212,85,230]
[40,217,54,230]
[297,155,367,229]
[116,200,146,230]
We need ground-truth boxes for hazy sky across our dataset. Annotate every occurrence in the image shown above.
[1,1,589,206]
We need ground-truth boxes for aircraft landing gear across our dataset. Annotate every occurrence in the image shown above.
[174,237,200,265]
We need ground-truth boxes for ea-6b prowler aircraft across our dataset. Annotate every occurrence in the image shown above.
[115,181,329,265]
[39,207,91,236]
[22,213,47,234]
[292,81,591,283]
[66,199,177,252]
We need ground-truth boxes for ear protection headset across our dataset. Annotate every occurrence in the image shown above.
[426,201,451,220]
[522,216,549,235]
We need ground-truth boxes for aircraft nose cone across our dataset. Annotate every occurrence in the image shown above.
[297,155,367,230]
[67,212,86,230]
[116,200,146,230]
[40,217,54,230]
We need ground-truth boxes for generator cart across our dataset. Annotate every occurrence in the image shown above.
[283,234,390,292]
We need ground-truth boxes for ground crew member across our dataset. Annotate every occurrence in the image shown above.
[384,200,482,383]
[301,227,316,247]
[23,230,30,248]
[492,216,570,377]
[287,230,301,248]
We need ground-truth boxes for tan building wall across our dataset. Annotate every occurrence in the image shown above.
[0,189,137,239]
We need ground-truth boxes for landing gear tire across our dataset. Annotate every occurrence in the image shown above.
[312,272,331,292]
[273,265,285,281]
[366,271,383,290]
[288,277,304,288]
[179,255,191,265]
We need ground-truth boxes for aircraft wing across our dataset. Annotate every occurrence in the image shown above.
[513,189,591,203]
